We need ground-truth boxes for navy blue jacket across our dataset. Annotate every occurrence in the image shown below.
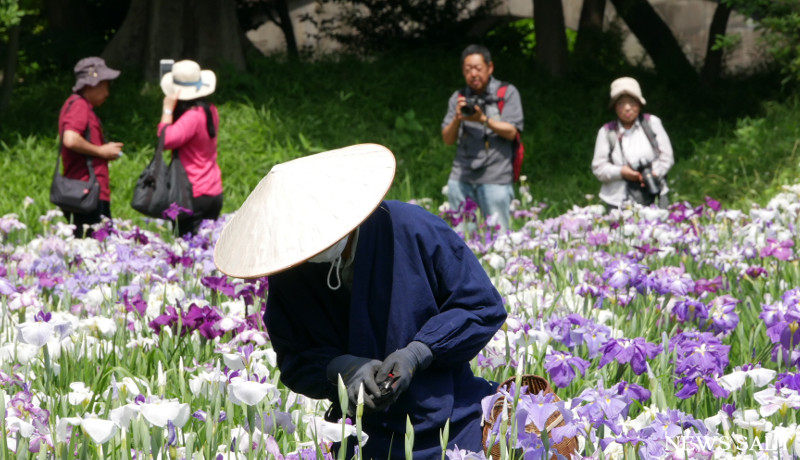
[265,201,507,459]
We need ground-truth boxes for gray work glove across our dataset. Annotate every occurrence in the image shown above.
[326,355,383,414]
[375,341,433,406]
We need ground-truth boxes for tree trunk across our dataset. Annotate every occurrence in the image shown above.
[103,0,245,81]
[574,0,607,58]
[275,0,299,58]
[700,0,732,88]
[533,0,569,77]
[0,24,20,117]
[609,0,697,81]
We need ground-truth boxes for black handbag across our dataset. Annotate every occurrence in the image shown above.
[50,112,101,214]
[131,131,193,219]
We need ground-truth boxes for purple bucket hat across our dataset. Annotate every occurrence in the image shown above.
[72,57,120,93]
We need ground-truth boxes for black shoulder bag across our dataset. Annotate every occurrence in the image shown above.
[131,130,193,219]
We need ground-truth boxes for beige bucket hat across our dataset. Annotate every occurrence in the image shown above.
[609,77,646,107]
[214,144,397,279]
[160,60,216,100]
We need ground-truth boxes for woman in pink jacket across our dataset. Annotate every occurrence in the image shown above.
[159,60,223,236]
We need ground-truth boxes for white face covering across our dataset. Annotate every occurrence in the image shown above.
[308,236,349,290]
[308,236,349,263]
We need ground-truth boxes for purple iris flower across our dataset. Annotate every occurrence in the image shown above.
[693,276,723,295]
[257,410,295,435]
[670,331,730,375]
[587,231,609,246]
[721,403,736,418]
[760,238,794,261]
[162,202,194,221]
[704,196,721,212]
[651,265,695,296]
[544,350,590,388]
[603,257,645,289]
[546,314,588,348]
[598,337,661,375]
[745,266,768,279]
[704,295,739,335]
[572,382,629,431]
[201,276,237,296]
[776,372,800,391]
[166,249,193,268]
[122,293,148,318]
[517,391,560,433]
[149,306,179,334]
[675,372,730,399]
[672,299,708,323]
[0,276,16,295]
[614,380,651,403]
[33,310,51,323]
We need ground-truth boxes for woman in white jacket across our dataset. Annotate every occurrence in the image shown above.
[592,77,674,210]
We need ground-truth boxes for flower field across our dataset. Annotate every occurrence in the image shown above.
[2,183,800,459]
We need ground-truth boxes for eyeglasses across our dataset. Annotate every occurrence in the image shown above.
[463,65,486,73]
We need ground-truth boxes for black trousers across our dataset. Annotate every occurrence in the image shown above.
[177,193,223,237]
[64,200,111,238]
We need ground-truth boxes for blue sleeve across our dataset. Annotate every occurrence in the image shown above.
[265,281,340,401]
[394,204,507,363]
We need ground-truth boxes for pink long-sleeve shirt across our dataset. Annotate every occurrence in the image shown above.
[158,105,222,198]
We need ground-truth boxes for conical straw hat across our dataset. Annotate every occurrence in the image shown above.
[214,143,396,279]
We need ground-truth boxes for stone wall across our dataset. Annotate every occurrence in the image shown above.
[247,0,767,73]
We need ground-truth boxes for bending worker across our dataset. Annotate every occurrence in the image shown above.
[214,144,507,458]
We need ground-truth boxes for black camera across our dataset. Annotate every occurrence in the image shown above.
[460,94,499,116]
[638,163,661,196]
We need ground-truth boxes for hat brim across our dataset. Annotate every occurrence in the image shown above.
[214,144,397,279]
[609,91,646,108]
[72,68,121,93]
[160,70,216,100]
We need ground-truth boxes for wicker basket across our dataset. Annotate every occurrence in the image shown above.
[482,375,579,460]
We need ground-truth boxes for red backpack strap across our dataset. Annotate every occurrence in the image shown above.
[496,83,508,113]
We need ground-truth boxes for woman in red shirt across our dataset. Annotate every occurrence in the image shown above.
[58,57,124,238]
[158,60,223,237]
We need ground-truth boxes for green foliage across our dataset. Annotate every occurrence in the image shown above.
[710,32,742,53]
[724,0,800,86]
[0,0,29,31]
[486,19,537,57]
[674,96,800,209]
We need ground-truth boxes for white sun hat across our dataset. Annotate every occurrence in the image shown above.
[609,76,646,106]
[160,60,216,100]
[214,143,397,279]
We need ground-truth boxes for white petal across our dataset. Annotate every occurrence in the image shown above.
[17,322,55,347]
[140,400,190,428]
[747,368,777,388]
[110,404,141,429]
[81,418,118,444]
[223,353,245,371]
[718,370,747,392]
[56,417,83,442]
[229,380,276,406]
[4,417,34,437]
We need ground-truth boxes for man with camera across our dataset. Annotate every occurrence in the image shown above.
[441,44,524,233]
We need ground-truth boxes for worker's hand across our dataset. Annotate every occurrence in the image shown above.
[326,355,383,414]
[375,341,433,406]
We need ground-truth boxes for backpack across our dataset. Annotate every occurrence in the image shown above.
[603,113,660,160]
[459,82,525,183]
